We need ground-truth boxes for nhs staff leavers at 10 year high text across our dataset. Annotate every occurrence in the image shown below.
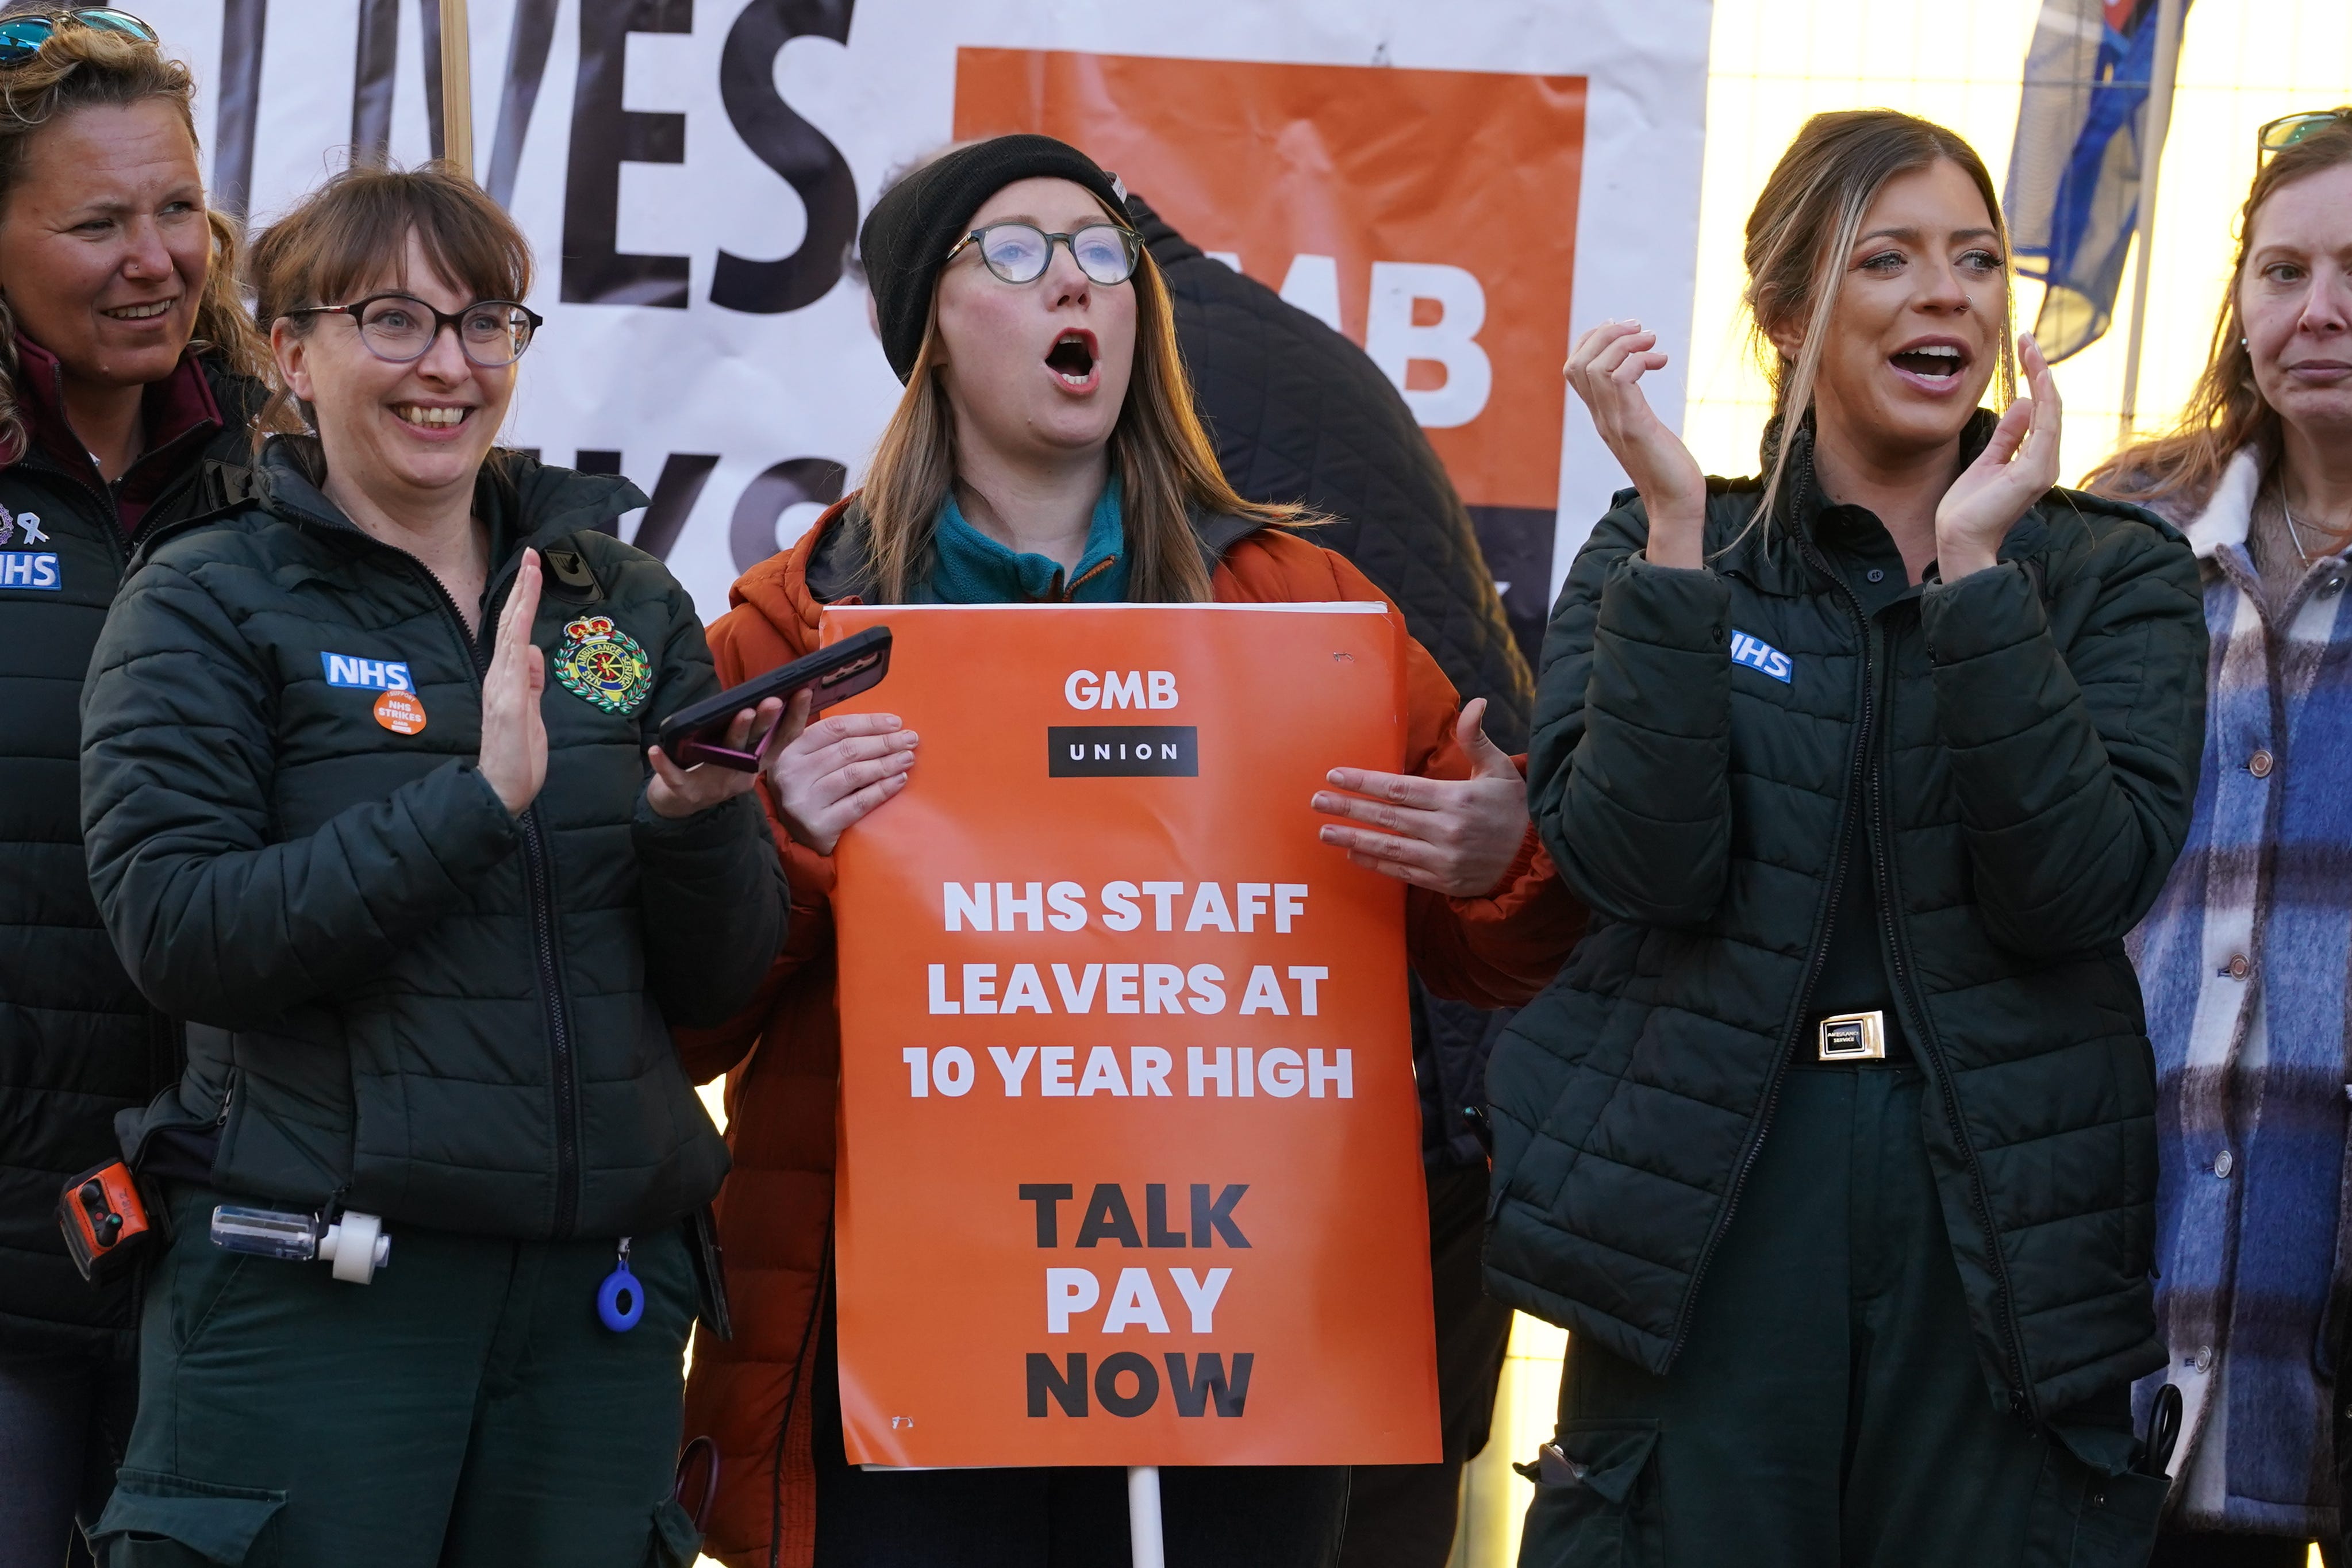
[9,7,2352,1568]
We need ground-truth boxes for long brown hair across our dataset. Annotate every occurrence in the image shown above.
[855,198,1300,604]
[2085,109,2352,505]
[0,14,270,459]
[1742,109,2016,539]
[247,160,531,459]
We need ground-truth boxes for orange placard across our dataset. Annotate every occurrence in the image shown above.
[954,51,1588,513]
[825,604,1439,1467]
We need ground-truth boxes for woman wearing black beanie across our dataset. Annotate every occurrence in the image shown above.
[675,133,1588,1567]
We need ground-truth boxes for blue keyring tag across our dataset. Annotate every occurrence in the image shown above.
[598,1252,644,1333]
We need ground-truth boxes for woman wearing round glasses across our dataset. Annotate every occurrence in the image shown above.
[2089,105,2352,1568]
[76,161,787,1565]
[674,133,1583,1567]
[0,10,278,1565]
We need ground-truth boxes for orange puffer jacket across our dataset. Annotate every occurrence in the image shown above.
[677,498,1586,1568]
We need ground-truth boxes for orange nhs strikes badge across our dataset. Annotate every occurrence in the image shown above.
[374,691,426,735]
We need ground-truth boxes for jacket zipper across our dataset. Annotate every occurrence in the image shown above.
[1661,692,1867,1366]
[1768,454,2033,1417]
[1659,479,1870,1366]
[411,557,583,1238]
[21,452,129,571]
[1858,609,2036,1419]
[24,449,224,1083]
[517,802,581,1235]
[262,491,587,1240]
[23,426,222,564]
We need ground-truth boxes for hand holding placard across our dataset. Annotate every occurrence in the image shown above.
[764,690,919,853]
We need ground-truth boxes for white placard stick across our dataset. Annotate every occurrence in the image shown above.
[1127,1465,1165,1568]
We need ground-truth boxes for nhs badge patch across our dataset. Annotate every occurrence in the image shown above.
[0,551,59,590]
[1730,630,1792,684]
[321,652,414,691]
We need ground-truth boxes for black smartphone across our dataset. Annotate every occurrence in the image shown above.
[656,625,892,772]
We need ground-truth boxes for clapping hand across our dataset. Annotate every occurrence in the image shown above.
[479,548,548,816]
[1565,319,1710,569]
[1935,333,2062,582]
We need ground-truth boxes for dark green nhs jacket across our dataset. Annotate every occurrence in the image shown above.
[79,440,784,1239]
[1,358,264,1355]
[1485,420,2207,1419]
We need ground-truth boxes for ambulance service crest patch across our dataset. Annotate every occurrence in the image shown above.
[553,614,653,716]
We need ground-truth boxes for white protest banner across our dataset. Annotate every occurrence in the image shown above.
[134,0,1711,623]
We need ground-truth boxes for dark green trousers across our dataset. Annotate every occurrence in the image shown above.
[91,1186,703,1567]
[1517,1062,2166,1568]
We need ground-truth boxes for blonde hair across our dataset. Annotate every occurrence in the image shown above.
[0,17,270,459]
[2085,109,2352,506]
[1743,110,2016,539]
[855,203,1301,603]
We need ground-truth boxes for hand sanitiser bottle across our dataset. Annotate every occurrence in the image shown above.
[210,1204,390,1283]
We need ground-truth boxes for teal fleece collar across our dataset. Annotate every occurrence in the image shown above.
[922,478,1129,604]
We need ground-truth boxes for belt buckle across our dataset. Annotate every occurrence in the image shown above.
[1817,1010,1886,1062]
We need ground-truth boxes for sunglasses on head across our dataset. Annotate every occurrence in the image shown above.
[0,8,155,66]
[2258,108,2352,160]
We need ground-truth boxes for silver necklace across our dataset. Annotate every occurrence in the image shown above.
[2281,497,2348,566]
[2285,498,2316,564]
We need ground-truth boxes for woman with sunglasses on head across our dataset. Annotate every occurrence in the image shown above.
[673,133,1584,1568]
[75,162,786,1567]
[0,12,273,1566]
[2088,107,2352,1568]
[1485,109,2207,1566]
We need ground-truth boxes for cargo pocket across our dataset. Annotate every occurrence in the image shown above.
[645,1497,703,1568]
[2025,1421,2168,1568]
[1513,1420,1662,1568]
[2066,1470,2167,1566]
[90,1469,283,1566]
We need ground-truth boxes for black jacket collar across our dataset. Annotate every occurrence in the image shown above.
[251,437,647,563]
[1712,408,2051,597]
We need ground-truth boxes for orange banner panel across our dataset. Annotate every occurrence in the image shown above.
[825,604,1440,1467]
[953,49,1587,513]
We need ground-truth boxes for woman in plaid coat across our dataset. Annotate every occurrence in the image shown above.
[2093,107,2352,1568]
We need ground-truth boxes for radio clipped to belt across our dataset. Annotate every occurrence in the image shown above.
[56,1160,170,1284]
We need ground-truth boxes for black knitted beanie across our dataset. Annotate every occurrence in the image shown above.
[859,133,1128,383]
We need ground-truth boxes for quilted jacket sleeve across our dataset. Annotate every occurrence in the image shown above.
[631,589,789,1031]
[80,557,521,1030]
[668,604,840,1084]
[1528,499,1736,928]
[1919,514,2206,952]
